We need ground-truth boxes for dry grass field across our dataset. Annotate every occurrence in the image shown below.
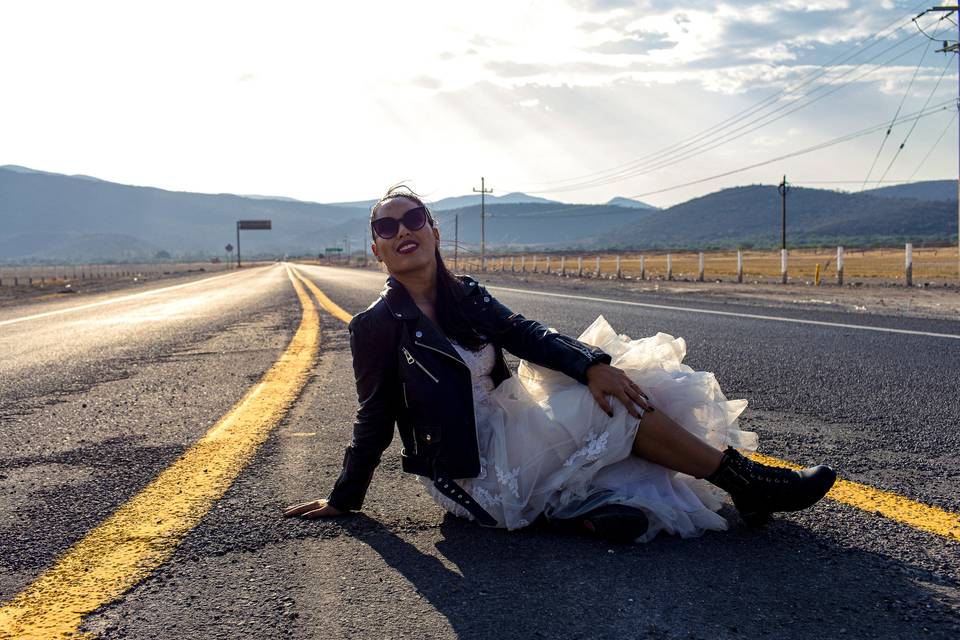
[453,246,960,283]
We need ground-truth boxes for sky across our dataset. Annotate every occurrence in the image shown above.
[1,0,957,207]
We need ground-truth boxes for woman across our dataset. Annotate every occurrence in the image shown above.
[284,186,836,543]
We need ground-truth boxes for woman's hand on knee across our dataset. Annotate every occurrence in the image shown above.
[283,498,345,519]
[586,363,651,419]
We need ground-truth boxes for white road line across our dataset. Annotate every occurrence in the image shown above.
[0,267,269,328]
[489,285,960,340]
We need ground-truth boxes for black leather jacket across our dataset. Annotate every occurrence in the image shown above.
[326,275,611,513]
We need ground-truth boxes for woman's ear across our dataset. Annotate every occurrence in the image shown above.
[371,242,381,261]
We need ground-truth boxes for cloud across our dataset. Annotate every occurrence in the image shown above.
[573,0,641,9]
[484,61,553,78]
[410,75,442,90]
[588,31,676,55]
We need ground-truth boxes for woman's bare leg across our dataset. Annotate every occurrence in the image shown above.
[631,408,724,478]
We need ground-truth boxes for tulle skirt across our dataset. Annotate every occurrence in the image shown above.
[422,315,758,542]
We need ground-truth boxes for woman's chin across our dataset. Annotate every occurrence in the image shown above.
[385,250,433,274]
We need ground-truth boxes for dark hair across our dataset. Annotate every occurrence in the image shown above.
[371,185,487,351]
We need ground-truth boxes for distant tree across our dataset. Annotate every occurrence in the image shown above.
[154,250,171,260]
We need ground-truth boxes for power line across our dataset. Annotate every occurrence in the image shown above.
[906,108,958,180]
[471,101,952,221]
[516,23,937,196]
[623,98,954,201]
[875,53,956,184]
[789,179,940,184]
[501,5,931,195]
[860,17,943,190]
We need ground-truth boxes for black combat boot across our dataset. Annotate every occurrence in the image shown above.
[548,504,649,544]
[706,447,837,526]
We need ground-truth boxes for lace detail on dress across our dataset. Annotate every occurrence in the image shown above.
[495,465,521,498]
[472,486,501,510]
[563,430,610,467]
[450,341,496,410]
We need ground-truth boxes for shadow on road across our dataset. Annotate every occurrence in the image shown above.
[345,512,957,640]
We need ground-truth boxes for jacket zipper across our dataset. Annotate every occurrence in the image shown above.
[401,347,438,383]
[414,340,482,471]
[413,340,470,370]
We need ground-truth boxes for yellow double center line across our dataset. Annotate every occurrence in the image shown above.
[751,453,960,541]
[0,266,320,638]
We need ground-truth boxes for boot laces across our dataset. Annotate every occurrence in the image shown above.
[744,458,796,484]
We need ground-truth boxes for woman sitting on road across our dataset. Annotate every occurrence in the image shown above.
[284,186,836,543]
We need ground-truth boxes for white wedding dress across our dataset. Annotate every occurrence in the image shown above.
[421,315,758,543]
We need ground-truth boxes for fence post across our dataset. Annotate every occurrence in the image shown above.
[640,255,645,280]
[510,256,515,273]
[594,256,601,277]
[577,256,583,277]
[737,250,743,283]
[666,254,672,281]
[698,252,705,282]
[559,256,565,276]
[616,255,622,279]
[781,249,788,284]
[521,255,526,273]
[905,243,913,287]
[545,256,551,274]
[533,256,538,273]
[837,246,844,285]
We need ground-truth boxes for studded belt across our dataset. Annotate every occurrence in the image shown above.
[433,468,498,527]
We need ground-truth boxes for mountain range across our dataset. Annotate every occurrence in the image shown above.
[0,165,955,261]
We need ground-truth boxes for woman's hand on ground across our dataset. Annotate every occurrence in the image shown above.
[283,499,345,519]
[586,363,651,419]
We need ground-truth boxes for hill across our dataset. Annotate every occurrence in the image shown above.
[862,180,957,202]
[597,184,958,249]
[0,167,368,261]
[433,203,651,248]
[428,192,560,211]
[605,197,658,210]
[2,166,955,261]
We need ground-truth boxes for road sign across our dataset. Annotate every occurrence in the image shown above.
[238,220,271,230]
[236,220,272,267]
[325,247,343,253]
[225,244,233,252]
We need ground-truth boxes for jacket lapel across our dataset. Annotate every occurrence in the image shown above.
[380,277,465,366]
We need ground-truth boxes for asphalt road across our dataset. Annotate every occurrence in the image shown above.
[1,263,958,639]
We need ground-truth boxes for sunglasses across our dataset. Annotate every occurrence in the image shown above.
[371,206,430,240]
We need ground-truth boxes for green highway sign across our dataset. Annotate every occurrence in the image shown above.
[325,247,343,252]
[238,220,272,230]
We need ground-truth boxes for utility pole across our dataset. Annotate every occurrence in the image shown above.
[778,175,790,284]
[915,5,959,280]
[778,175,789,251]
[473,177,492,271]
[454,213,460,271]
